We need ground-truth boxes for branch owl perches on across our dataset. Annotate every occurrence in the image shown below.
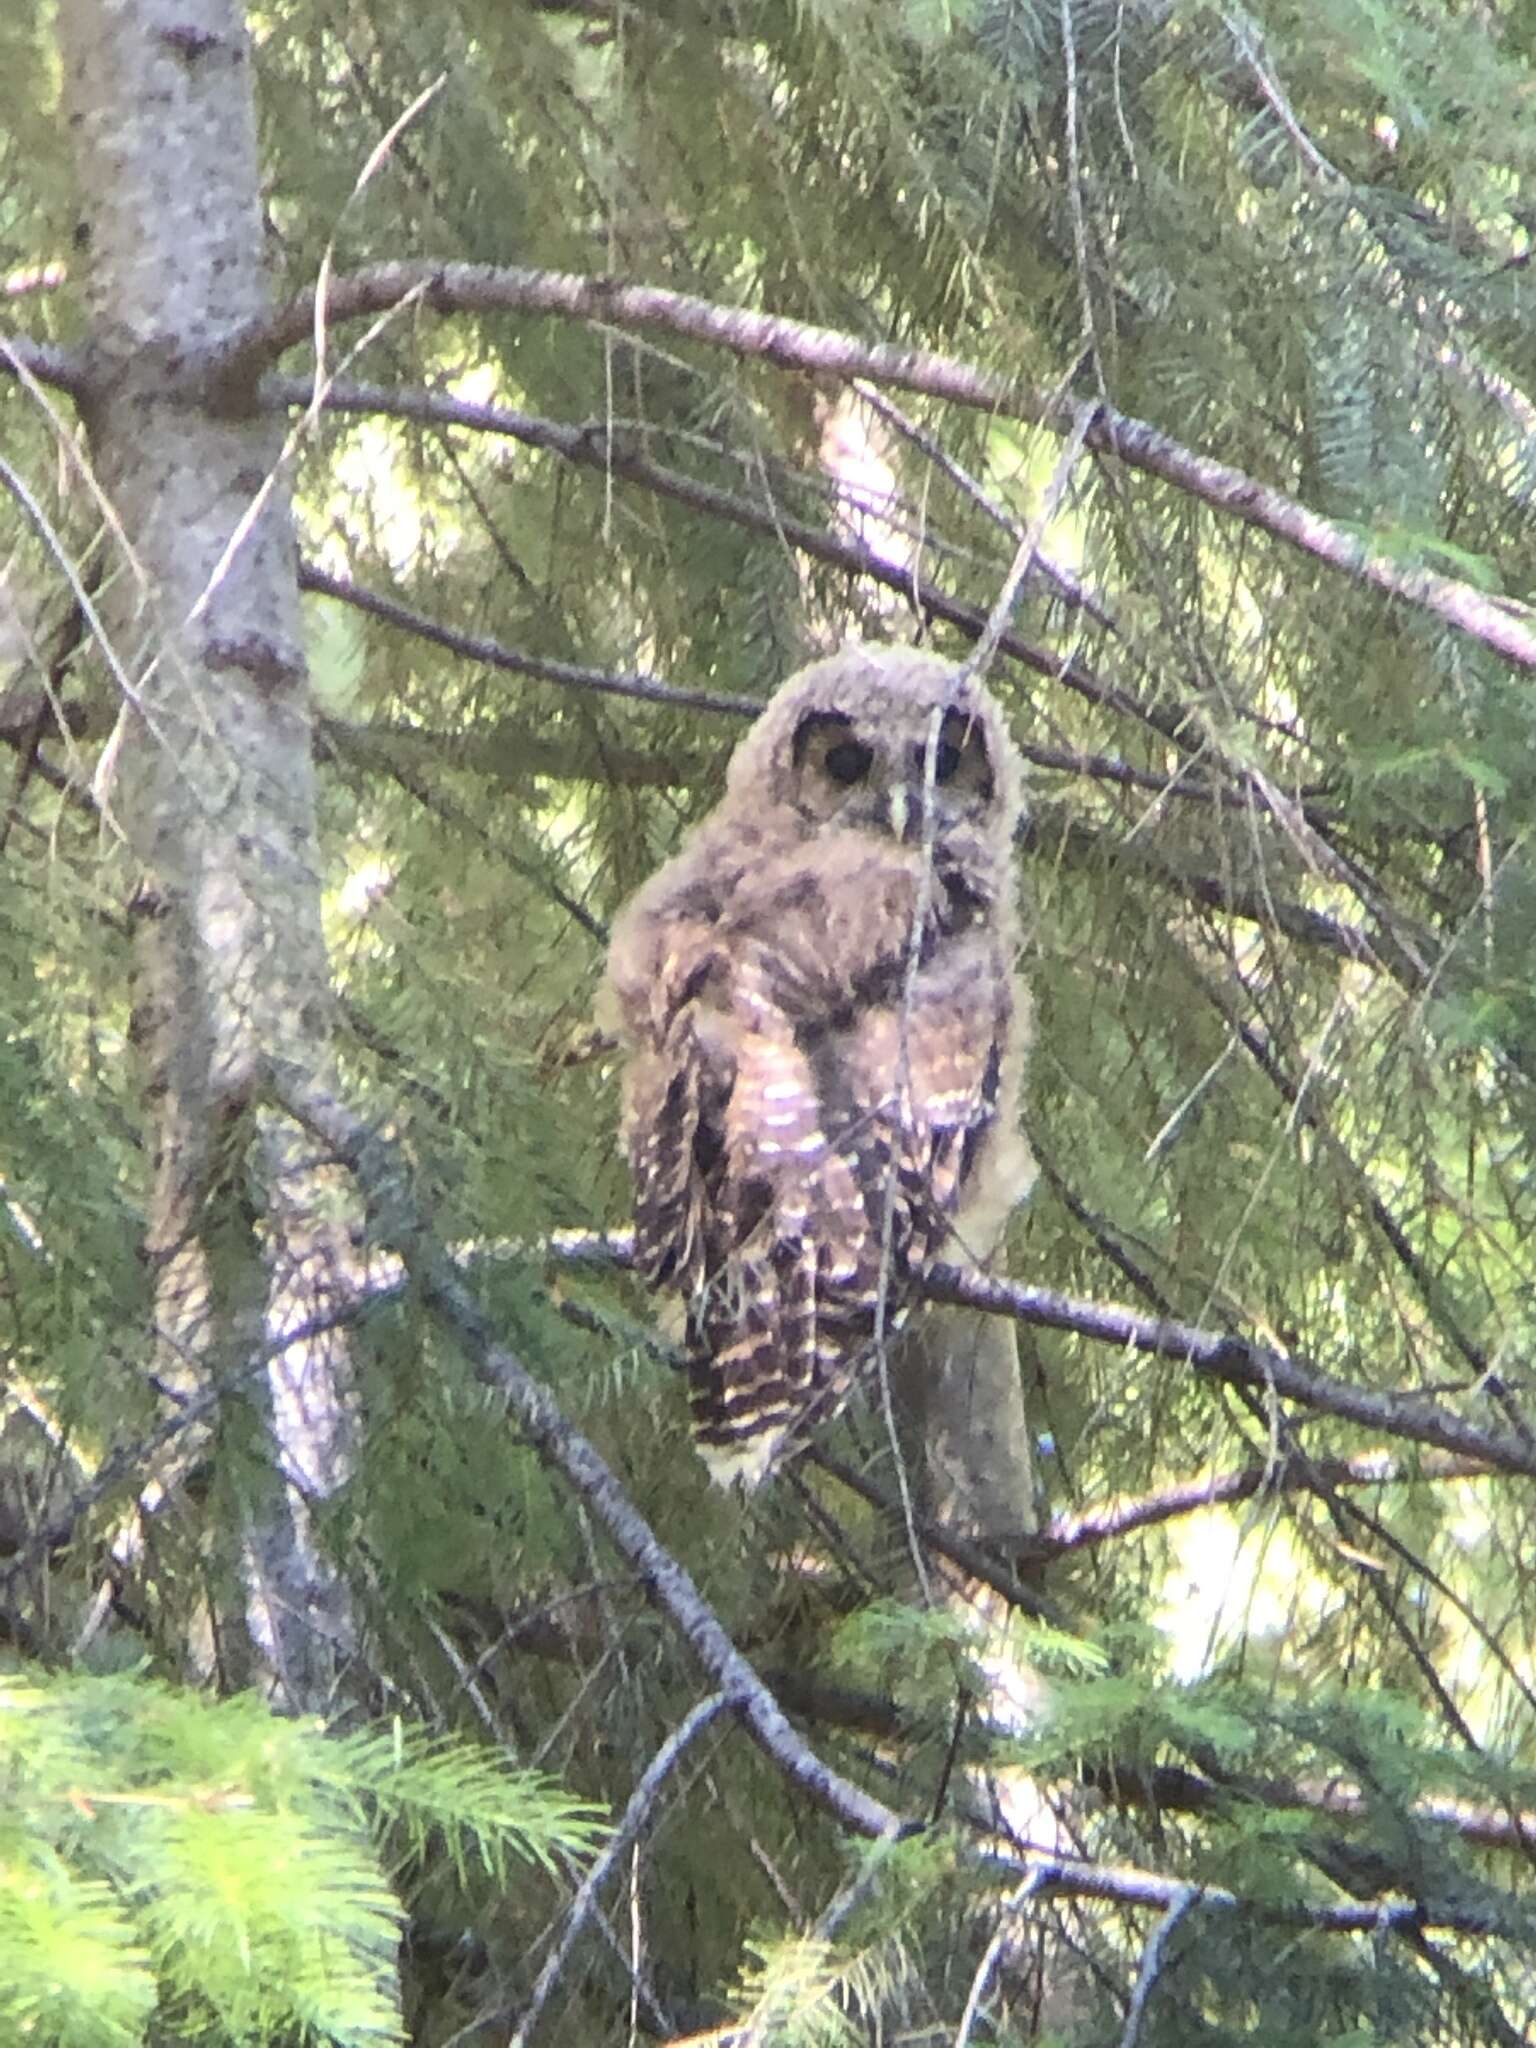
[602,643,1034,1486]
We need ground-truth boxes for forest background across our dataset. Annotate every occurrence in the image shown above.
[3,0,1536,2041]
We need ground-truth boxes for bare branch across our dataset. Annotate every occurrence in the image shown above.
[322,712,691,792]
[1032,811,1401,980]
[932,1263,1536,1478]
[221,263,1536,667]
[511,1691,734,2048]
[1118,1883,1200,2048]
[1011,1850,1520,1942]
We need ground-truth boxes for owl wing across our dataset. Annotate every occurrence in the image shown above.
[683,841,1012,1483]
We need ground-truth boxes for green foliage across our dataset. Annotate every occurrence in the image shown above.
[6,0,1536,2037]
[721,1834,946,2048]
[0,1674,605,2048]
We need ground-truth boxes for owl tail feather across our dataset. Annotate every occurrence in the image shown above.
[688,1252,912,1488]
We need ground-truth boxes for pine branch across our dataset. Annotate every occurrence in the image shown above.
[288,378,1164,746]
[1176,942,1514,1375]
[851,379,1119,632]
[299,563,761,718]
[1030,811,1403,981]
[746,1666,1536,1865]
[804,1448,1060,1623]
[216,263,1536,667]
[548,1230,1536,1479]
[321,712,690,791]
[293,377,1455,977]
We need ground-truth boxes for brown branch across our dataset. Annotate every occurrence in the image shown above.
[1102,1756,1536,1861]
[548,1230,1536,1480]
[282,1084,903,1842]
[1177,946,1498,1378]
[223,263,1536,668]
[1030,1448,1495,1559]
[852,378,1119,632]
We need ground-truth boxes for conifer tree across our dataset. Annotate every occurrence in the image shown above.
[2,0,1536,2039]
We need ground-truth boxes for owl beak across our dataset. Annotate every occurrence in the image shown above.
[883,783,927,845]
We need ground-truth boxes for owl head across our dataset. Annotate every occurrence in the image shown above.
[724,643,1024,860]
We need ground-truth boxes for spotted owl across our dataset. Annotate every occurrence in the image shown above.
[602,643,1033,1487]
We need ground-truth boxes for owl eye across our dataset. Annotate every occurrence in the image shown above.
[824,738,874,785]
[913,710,993,798]
[792,711,875,790]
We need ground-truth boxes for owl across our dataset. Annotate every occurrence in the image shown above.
[602,643,1032,1488]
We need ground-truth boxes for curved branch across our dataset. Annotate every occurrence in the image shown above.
[1031,1449,1495,1558]
[931,1263,1536,1477]
[282,1084,903,1842]
[223,263,1536,668]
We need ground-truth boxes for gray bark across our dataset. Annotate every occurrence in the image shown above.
[57,0,351,1706]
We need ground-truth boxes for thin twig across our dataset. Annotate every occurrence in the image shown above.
[957,401,1097,692]
[852,380,1116,628]
[510,1691,734,2048]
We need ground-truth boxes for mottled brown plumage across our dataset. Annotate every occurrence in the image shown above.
[602,644,1032,1485]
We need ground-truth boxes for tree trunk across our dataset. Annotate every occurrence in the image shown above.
[58,0,351,1706]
